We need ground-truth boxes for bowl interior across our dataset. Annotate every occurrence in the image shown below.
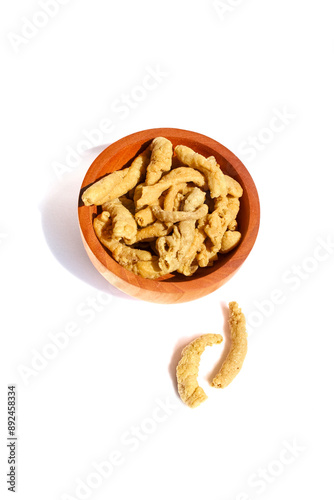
[78,128,259,289]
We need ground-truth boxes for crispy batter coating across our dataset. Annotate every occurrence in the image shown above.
[204,212,226,253]
[176,188,207,268]
[82,148,151,206]
[176,334,223,408]
[102,199,137,245]
[177,226,206,276]
[220,230,242,254]
[134,196,164,227]
[163,183,187,211]
[182,187,206,212]
[212,302,247,389]
[93,212,164,279]
[136,167,206,209]
[151,203,208,223]
[197,243,220,268]
[134,221,172,243]
[225,175,243,198]
[156,226,181,274]
[145,137,173,185]
[85,137,244,279]
[175,145,227,199]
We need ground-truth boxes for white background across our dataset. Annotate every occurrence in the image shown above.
[1,1,334,499]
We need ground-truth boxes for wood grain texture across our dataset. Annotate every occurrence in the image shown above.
[78,128,260,303]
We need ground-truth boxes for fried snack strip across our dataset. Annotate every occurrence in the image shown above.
[102,199,137,245]
[156,188,206,275]
[212,302,247,389]
[145,137,173,185]
[176,334,223,408]
[207,157,243,199]
[134,196,164,227]
[177,226,206,276]
[176,188,206,273]
[136,168,206,209]
[156,226,181,274]
[199,192,242,266]
[134,221,171,243]
[93,212,164,279]
[151,203,208,223]
[82,147,151,206]
[220,231,241,254]
[175,145,227,199]
[225,175,243,198]
[163,183,187,211]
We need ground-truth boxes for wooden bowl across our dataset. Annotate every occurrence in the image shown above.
[78,128,260,303]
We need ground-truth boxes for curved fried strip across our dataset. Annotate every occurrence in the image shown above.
[145,137,173,185]
[225,175,243,198]
[226,196,240,228]
[135,196,164,227]
[134,221,172,243]
[220,231,241,254]
[228,219,237,231]
[157,188,207,276]
[156,226,181,274]
[207,156,243,199]
[136,167,206,209]
[176,334,223,408]
[202,193,241,257]
[177,188,206,269]
[163,182,187,211]
[93,212,164,279]
[102,199,137,245]
[151,203,208,223]
[212,302,247,389]
[177,225,206,276]
[203,211,226,254]
[182,187,206,212]
[175,145,226,199]
[82,147,151,206]
[196,243,219,268]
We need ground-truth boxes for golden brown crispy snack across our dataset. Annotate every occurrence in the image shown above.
[136,167,206,209]
[163,183,187,211]
[134,196,164,227]
[156,188,207,276]
[226,196,240,229]
[151,203,208,223]
[175,145,227,199]
[220,231,242,254]
[176,188,206,271]
[176,334,223,408]
[134,221,172,243]
[201,192,241,261]
[203,212,226,253]
[225,175,243,198]
[182,187,206,212]
[102,199,137,245]
[82,148,151,206]
[196,243,220,268]
[145,137,173,185]
[212,302,247,389]
[156,226,182,274]
[86,137,244,279]
[177,223,207,276]
[93,212,164,279]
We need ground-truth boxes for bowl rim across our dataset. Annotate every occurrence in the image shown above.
[78,127,260,294]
